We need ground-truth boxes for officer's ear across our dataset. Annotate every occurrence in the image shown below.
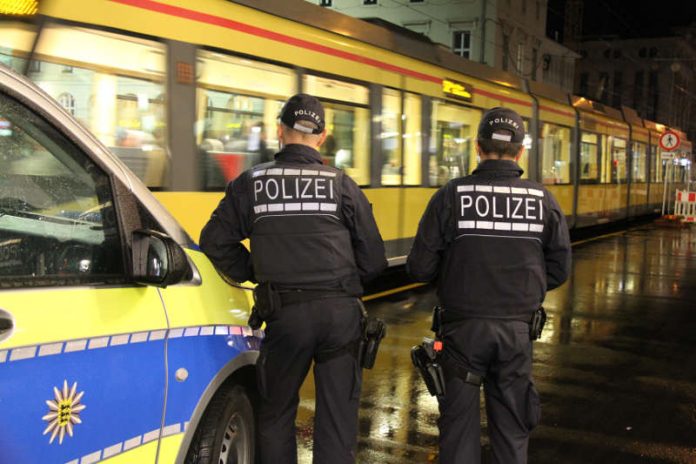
[315,129,328,149]
[514,145,525,162]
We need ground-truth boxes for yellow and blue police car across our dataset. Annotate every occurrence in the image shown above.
[0,65,259,463]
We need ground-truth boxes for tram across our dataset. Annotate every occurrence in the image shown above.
[1,0,693,265]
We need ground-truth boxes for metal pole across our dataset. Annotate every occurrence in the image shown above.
[661,155,672,216]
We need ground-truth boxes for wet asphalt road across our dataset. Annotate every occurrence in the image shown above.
[294,223,696,463]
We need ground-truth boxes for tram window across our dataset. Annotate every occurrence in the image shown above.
[197,51,295,188]
[304,75,370,185]
[650,144,661,182]
[403,93,422,185]
[379,88,423,186]
[540,123,571,184]
[610,138,627,183]
[381,88,402,186]
[632,142,647,182]
[0,91,123,287]
[0,22,37,73]
[519,119,530,179]
[429,101,478,186]
[16,26,168,189]
[580,132,600,183]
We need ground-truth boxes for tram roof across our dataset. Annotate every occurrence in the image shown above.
[228,0,527,93]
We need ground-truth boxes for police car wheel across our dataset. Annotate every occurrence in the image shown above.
[186,384,255,464]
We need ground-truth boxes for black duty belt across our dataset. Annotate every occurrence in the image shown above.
[279,289,349,306]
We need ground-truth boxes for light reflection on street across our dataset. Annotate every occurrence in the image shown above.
[295,224,696,463]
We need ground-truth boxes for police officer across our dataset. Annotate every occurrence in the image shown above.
[200,93,387,464]
[407,107,571,463]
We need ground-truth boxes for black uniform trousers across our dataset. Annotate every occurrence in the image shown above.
[438,319,540,464]
[256,297,363,464]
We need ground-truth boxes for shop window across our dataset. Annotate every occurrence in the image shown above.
[540,123,571,184]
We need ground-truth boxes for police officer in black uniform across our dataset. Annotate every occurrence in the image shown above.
[407,107,571,464]
[200,93,387,464]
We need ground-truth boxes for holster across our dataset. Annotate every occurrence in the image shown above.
[529,306,547,341]
[358,316,386,369]
[430,305,443,335]
[248,282,281,329]
[314,300,386,369]
[411,337,446,397]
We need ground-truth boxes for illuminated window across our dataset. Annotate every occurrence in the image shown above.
[379,89,425,186]
[610,138,627,183]
[650,143,660,182]
[540,123,572,185]
[381,89,401,186]
[304,74,370,186]
[403,93,422,185]
[632,142,647,182]
[197,51,296,189]
[17,26,169,188]
[430,101,479,186]
[452,31,471,59]
[580,132,600,183]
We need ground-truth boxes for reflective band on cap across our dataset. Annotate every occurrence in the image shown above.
[491,133,512,141]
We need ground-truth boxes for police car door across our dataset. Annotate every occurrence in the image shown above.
[0,81,167,463]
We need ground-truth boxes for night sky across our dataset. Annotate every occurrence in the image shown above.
[548,0,695,41]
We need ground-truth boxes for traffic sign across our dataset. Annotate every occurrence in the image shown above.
[659,130,680,151]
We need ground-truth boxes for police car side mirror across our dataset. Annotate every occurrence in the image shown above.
[131,229,190,287]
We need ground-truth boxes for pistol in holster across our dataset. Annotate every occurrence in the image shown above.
[430,305,443,335]
[411,337,446,397]
[248,282,281,330]
[357,304,387,369]
[529,306,547,341]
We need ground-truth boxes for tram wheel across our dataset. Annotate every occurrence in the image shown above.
[185,384,255,464]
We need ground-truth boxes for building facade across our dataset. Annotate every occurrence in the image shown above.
[313,0,578,92]
[574,35,696,140]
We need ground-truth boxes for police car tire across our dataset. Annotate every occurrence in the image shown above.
[185,384,255,464]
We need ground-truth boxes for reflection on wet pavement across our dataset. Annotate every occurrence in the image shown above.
[295,224,696,463]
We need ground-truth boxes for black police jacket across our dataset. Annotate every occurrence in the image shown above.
[406,159,571,321]
[200,144,387,294]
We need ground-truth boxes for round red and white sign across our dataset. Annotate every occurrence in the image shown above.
[659,131,681,151]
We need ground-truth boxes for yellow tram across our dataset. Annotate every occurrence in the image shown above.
[2,0,693,264]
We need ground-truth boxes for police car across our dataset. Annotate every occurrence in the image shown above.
[0,65,260,463]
